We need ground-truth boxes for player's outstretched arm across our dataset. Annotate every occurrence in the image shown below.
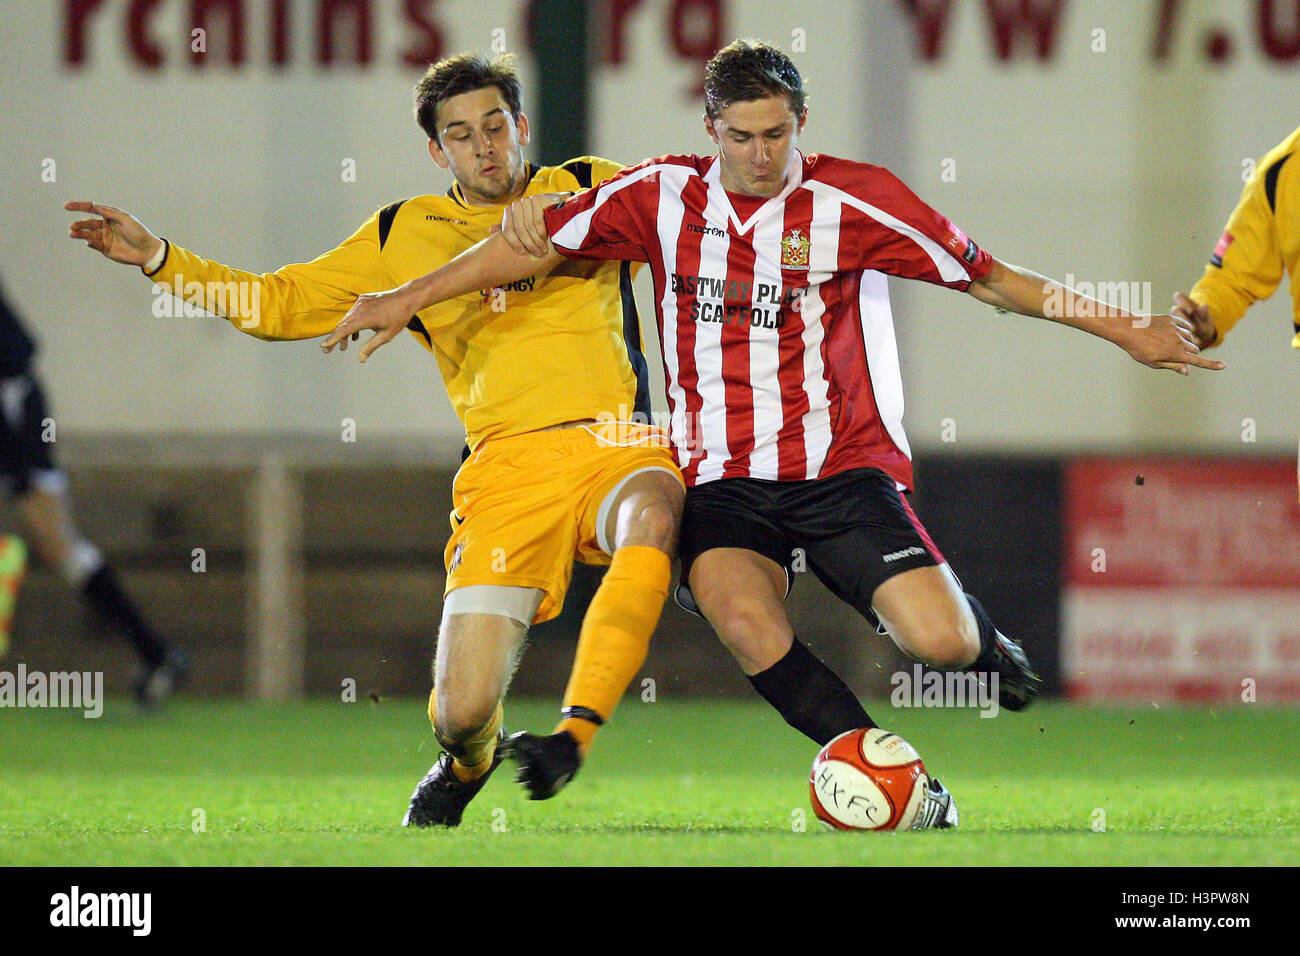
[323,231,563,363]
[65,202,163,267]
[968,258,1225,375]
[68,200,390,341]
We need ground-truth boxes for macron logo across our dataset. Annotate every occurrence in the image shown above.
[50,886,151,937]
[882,546,926,563]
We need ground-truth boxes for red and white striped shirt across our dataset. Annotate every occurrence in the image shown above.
[544,152,993,490]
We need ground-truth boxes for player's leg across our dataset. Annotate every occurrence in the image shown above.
[16,486,187,699]
[687,545,877,745]
[551,466,681,753]
[868,564,977,667]
[673,476,876,745]
[0,391,30,658]
[870,565,1041,710]
[418,430,592,810]
[802,469,1041,711]
[404,590,539,828]
[509,437,683,799]
[3,372,184,699]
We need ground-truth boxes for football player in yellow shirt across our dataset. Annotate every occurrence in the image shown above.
[1172,125,1299,499]
[66,53,684,827]
[1174,125,1300,352]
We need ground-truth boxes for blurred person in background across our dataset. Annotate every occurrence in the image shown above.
[0,277,187,705]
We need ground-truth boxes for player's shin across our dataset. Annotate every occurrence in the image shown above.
[748,636,875,745]
[556,544,670,753]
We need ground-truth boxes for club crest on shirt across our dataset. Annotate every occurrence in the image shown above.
[781,228,810,270]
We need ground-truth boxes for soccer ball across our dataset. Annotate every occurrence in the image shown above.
[809,728,929,831]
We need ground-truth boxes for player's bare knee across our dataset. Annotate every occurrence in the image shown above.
[618,498,678,552]
[614,479,682,553]
[909,622,979,669]
[432,691,498,746]
[434,707,495,750]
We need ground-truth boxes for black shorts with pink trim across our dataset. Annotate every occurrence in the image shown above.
[674,467,945,628]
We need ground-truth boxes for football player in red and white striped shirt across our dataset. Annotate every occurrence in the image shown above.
[327,41,1221,825]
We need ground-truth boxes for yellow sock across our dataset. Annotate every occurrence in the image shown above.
[427,687,504,782]
[557,545,670,754]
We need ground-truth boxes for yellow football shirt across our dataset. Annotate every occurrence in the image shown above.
[145,157,647,448]
[1190,126,1300,349]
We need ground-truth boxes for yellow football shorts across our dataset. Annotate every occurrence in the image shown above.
[444,421,682,624]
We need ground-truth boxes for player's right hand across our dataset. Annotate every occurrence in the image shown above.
[500,193,566,258]
[65,202,164,268]
[1171,292,1218,350]
[322,286,420,363]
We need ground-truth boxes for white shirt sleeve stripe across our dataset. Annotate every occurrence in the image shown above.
[805,180,971,284]
[550,163,679,252]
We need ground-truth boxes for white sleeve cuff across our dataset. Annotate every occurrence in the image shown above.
[142,240,168,276]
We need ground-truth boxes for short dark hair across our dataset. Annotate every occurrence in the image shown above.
[703,40,806,120]
[414,53,523,144]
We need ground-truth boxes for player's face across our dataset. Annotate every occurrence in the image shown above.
[706,96,807,198]
[428,86,531,206]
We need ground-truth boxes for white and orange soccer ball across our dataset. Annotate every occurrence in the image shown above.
[809,728,930,831]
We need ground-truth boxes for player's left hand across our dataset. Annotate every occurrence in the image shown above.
[1118,312,1226,375]
[321,287,419,363]
[500,192,568,258]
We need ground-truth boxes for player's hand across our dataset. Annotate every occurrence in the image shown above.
[321,287,420,363]
[499,192,567,258]
[1171,292,1218,349]
[1118,312,1225,375]
[65,201,163,267]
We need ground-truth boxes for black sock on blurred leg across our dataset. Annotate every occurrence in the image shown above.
[81,564,168,667]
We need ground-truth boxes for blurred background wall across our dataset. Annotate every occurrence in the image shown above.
[2,0,1297,702]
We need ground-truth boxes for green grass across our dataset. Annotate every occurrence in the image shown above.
[1,697,1297,866]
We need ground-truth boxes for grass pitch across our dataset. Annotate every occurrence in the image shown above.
[1,696,1297,867]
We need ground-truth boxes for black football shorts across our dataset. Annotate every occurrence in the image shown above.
[675,467,945,628]
[0,372,61,498]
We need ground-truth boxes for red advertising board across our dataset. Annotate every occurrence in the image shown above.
[1063,457,1300,703]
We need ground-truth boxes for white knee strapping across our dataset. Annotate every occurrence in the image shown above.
[31,469,68,496]
[443,585,544,627]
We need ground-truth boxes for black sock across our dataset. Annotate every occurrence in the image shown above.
[748,637,873,746]
[965,593,999,672]
[81,564,168,667]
